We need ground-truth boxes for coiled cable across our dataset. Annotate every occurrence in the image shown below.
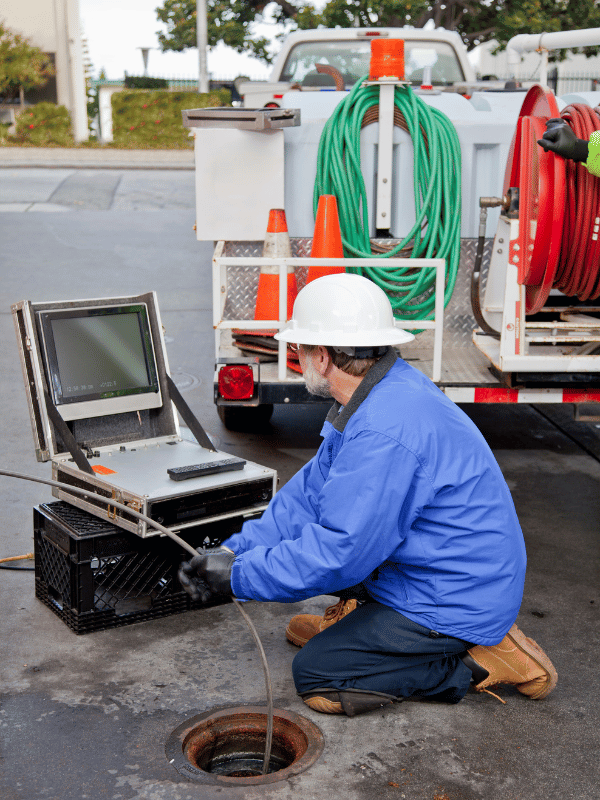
[313,79,462,321]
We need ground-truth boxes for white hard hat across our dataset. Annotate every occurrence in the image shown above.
[275,273,415,348]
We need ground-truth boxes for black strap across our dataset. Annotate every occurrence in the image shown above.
[166,375,217,452]
[43,391,95,475]
[459,651,490,685]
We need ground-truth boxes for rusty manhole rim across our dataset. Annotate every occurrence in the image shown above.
[165,704,324,785]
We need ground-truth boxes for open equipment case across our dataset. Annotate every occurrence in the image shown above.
[12,291,277,538]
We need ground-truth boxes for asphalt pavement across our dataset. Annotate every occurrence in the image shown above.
[0,156,599,800]
[0,166,195,212]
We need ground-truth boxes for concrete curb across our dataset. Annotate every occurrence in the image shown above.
[0,147,195,170]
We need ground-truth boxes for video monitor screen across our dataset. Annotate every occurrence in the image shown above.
[39,303,161,420]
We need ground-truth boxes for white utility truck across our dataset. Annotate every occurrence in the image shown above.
[238,27,488,109]
[184,28,600,429]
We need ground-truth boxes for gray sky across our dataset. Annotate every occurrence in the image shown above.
[79,0,274,80]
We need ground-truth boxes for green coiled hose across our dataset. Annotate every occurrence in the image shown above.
[313,79,462,322]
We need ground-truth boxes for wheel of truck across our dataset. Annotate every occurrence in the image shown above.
[217,404,274,431]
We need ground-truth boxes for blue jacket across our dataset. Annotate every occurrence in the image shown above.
[224,349,526,646]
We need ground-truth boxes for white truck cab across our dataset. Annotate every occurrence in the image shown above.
[239,27,477,108]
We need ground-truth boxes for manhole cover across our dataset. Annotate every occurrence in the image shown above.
[172,371,201,392]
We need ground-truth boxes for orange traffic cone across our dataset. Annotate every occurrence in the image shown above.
[306,195,346,283]
[254,209,298,321]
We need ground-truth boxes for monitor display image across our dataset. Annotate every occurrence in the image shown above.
[38,303,162,421]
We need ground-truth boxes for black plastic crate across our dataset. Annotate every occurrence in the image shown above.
[34,501,256,634]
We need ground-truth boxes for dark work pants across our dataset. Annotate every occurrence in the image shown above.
[292,601,474,704]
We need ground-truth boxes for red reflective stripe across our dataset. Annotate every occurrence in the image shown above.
[562,389,600,403]
[474,388,519,403]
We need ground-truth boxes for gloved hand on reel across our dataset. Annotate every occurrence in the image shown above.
[537,118,589,162]
[178,546,236,602]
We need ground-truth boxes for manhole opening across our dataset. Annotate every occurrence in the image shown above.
[166,706,324,785]
[187,724,300,776]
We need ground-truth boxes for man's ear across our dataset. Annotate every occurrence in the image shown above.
[315,345,332,376]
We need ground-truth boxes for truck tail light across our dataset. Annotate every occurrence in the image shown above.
[218,365,254,399]
[264,101,280,108]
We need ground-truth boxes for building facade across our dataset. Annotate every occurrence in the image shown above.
[0,0,88,140]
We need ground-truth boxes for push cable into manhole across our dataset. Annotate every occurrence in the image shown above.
[0,468,274,776]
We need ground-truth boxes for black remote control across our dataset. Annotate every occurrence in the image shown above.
[167,457,246,481]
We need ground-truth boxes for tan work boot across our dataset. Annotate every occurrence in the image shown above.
[285,599,358,647]
[301,688,396,716]
[303,694,344,714]
[466,623,557,700]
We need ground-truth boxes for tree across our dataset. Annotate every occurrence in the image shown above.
[294,0,600,53]
[154,0,600,64]
[156,0,293,62]
[0,21,55,102]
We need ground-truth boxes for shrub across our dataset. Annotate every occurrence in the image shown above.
[15,102,73,146]
[124,76,169,89]
[111,88,231,149]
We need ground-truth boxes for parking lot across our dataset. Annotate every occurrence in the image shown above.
[0,156,599,800]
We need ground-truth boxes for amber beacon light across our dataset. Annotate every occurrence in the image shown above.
[368,38,405,81]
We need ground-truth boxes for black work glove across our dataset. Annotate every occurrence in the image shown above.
[178,546,236,602]
[537,119,589,162]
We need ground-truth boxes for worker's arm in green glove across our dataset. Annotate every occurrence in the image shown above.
[537,120,600,178]
[585,130,600,177]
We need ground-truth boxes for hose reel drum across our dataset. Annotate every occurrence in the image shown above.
[474,84,600,375]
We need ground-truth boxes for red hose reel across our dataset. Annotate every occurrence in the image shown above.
[506,85,600,314]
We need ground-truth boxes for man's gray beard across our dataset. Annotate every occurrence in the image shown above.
[302,359,332,398]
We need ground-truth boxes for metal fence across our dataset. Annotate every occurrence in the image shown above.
[92,74,266,89]
[97,71,600,98]
[499,71,600,96]
[91,75,267,104]
[165,75,267,88]
[552,72,600,96]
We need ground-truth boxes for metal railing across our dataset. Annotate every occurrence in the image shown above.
[212,244,447,383]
